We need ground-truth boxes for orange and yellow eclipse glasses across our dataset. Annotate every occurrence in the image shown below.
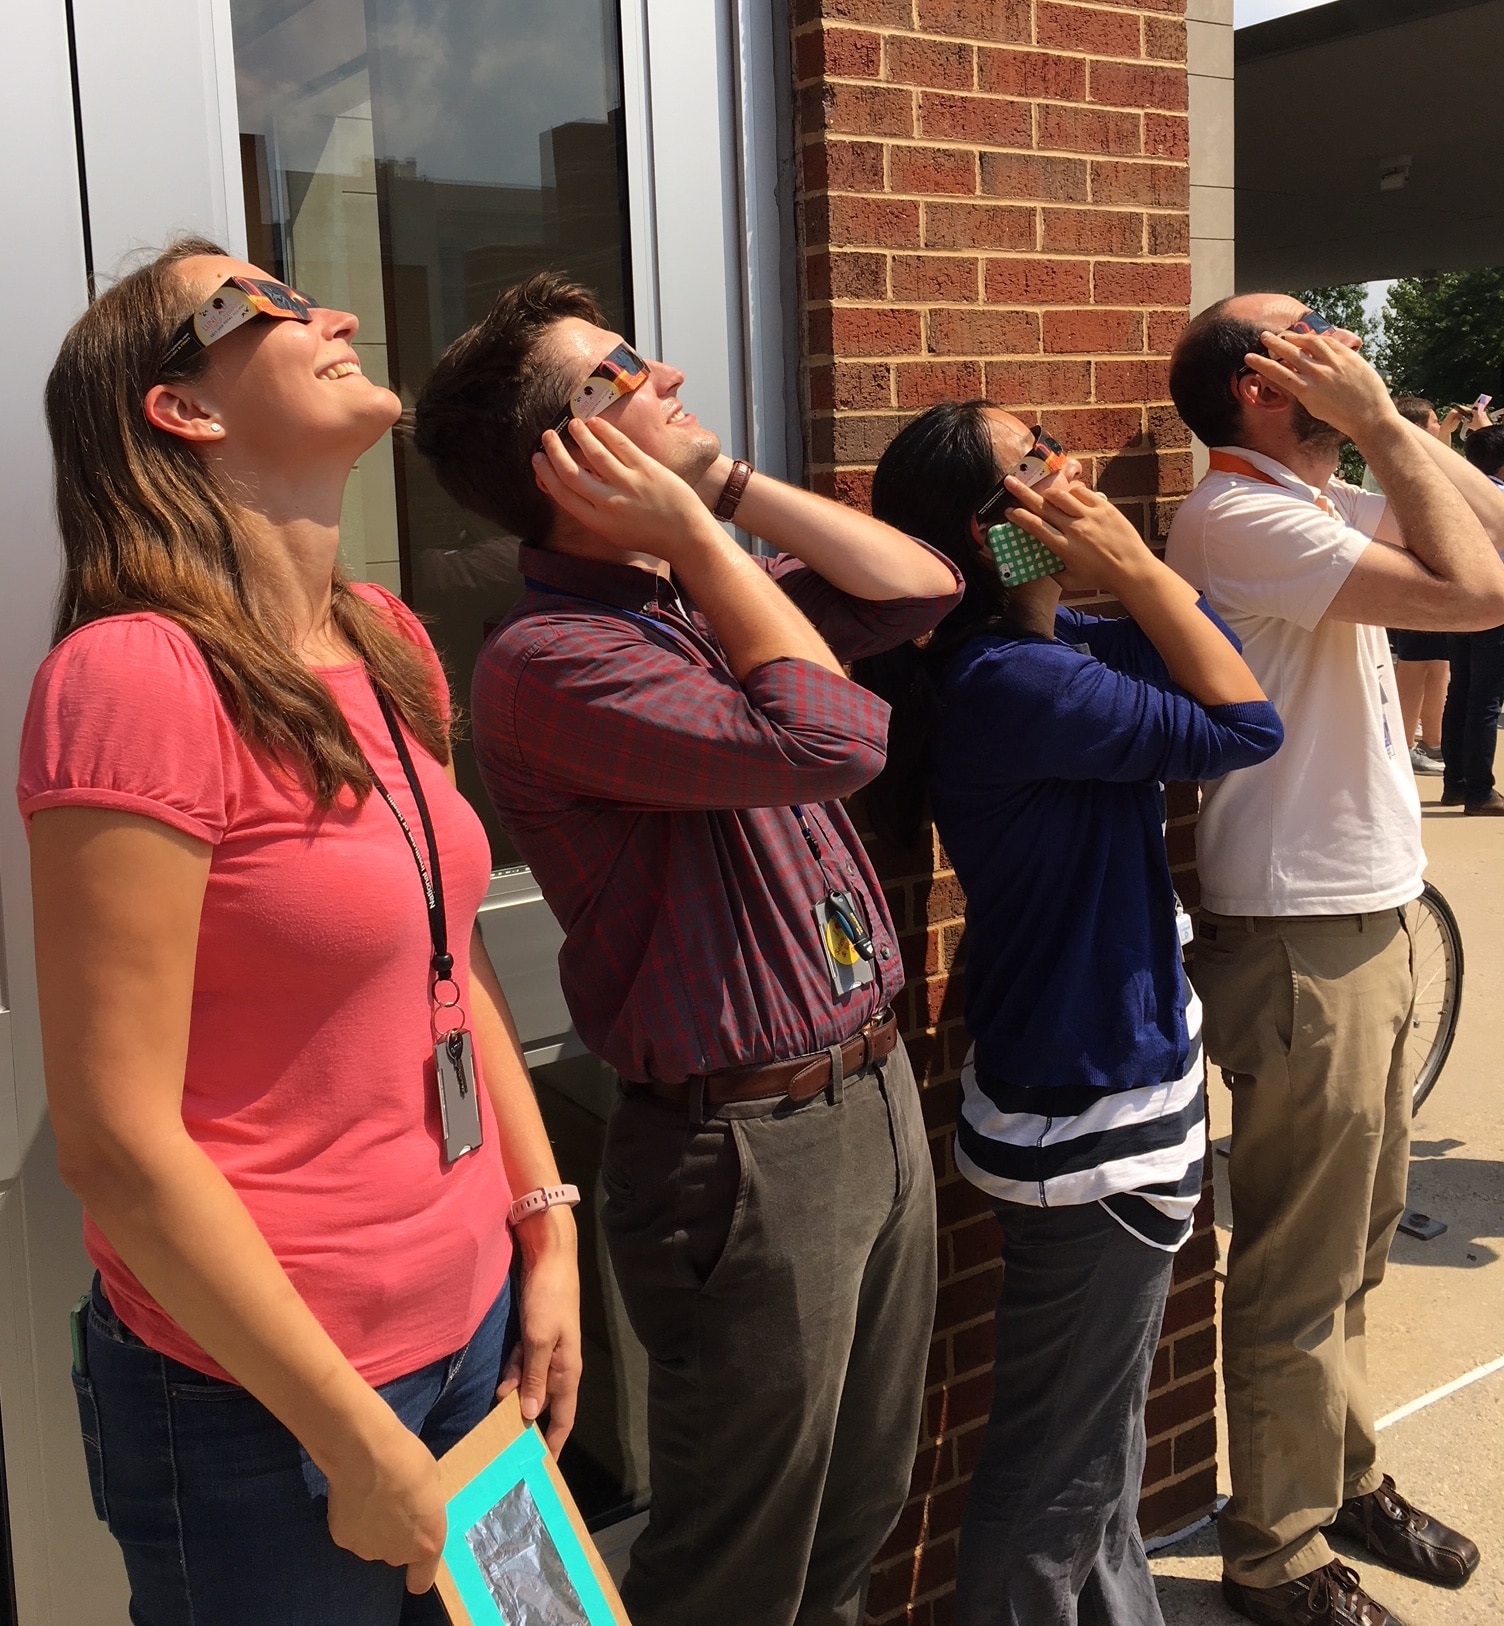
[162,276,319,372]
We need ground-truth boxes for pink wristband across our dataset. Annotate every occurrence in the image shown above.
[507,1184,582,1227]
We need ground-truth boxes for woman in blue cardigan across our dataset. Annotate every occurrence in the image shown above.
[857,403,1283,1626]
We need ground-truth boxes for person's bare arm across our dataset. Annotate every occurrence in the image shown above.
[693,454,957,601]
[467,926,581,1453]
[1246,331,1504,630]
[32,808,448,1593]
[1005,478,1266,706]
[535,418,845,679]
[1396,420,1504,551]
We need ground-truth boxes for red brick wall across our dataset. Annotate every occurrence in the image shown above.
[786,2,1216,1619]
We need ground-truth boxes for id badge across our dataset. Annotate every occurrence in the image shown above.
[814,896,876,999]
[435,1029,483,1163]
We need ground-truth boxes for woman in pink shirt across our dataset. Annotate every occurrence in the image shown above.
[19,240,581,1625]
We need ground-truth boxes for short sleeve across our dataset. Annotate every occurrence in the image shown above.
[1328,479,1389,540]
[350,581,453,722]
[17,615,232,844]
[1197,487,1370,632]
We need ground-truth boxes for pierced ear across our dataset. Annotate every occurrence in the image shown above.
[143,383,225,443]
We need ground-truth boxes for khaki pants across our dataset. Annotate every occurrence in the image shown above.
[1192,908,1414,1589]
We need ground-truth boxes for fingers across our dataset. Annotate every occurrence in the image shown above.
[562,416,630,484]
[517,1331,553,1425]
[586,415,651,467]
[406,1554,442,1596]
[494,1344,523,1402]
[542,1369,579,1456]
[1006,504,1068,549]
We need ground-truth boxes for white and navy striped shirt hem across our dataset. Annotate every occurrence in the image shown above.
[954,993,1206,1252]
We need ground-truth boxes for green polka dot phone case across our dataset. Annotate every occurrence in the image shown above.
[984,521,1065,588]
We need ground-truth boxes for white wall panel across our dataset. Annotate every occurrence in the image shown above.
[0,4,133,1619]
[70,0,245,279]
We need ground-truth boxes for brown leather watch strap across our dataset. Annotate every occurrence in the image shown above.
[713,458,754,522]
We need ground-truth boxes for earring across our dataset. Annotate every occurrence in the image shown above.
[210,422,223,433]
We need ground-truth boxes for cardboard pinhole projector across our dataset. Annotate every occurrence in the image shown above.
[435,1392,631,1626]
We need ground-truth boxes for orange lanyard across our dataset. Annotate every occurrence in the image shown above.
[1207,450,1334,515]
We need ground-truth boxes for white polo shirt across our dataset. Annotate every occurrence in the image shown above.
[1165,446,1424,916]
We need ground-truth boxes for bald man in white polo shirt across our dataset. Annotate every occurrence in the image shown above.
[1165,297,1504,1626]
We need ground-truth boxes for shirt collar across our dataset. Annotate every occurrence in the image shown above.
[1211,445,1331,504]
[518,542,680,615]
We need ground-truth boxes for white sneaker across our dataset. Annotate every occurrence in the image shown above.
[1411,744,1445,775]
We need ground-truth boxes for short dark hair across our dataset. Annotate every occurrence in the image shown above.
[413,272,606,541]
[1465,424,1504,479]
[1393,395,1435,428]
[1169,299,1264,448]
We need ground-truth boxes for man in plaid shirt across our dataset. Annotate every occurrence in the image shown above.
[415,273,961,1626]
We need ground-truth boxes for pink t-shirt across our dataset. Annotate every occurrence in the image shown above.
[17,583,512,1385]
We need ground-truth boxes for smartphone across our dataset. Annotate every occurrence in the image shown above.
[1475,394,1493,412]
[984,521,1064,588]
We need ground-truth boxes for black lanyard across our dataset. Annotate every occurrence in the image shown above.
[366,686,456,995]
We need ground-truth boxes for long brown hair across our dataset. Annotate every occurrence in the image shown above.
[44,236,447,804]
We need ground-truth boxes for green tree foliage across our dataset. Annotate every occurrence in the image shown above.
[1286,285,1375,483]
[1377,269,1504,410]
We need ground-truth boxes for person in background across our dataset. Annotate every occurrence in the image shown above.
[1168,296,1503,1626]
[1440,422,1504,812]
[20,241,580,1626]
[413,272,962,1626]
[855,401,1281,1626]
[1382,399,1459,774]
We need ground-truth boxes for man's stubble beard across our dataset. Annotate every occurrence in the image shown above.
[1291,399,1346,458]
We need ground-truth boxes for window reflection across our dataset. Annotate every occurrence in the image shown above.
[233,0,633,865]
[230,0,647,1528]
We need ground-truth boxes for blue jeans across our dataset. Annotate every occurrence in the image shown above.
[73,1274,515,1626]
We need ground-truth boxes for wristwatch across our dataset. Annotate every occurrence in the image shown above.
[507,1184,582,1227]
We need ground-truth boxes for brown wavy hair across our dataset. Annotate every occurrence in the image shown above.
[44,237,448,804]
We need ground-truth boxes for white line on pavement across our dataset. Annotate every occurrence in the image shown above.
[1376,1354,1504,1431]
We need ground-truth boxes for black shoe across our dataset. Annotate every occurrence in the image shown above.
[1335,1475,1480,1585]
[1438,786,1465,806]
[1222,1560,1405,1624]
[1464,791,1504,815]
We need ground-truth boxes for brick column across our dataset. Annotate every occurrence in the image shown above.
[787,3,1214,1619]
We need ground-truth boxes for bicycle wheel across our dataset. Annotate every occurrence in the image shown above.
[1408,881,1463,1114]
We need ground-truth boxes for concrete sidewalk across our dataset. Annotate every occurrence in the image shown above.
[1150,776,1504,1624]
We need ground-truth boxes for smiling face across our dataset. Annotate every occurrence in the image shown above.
[544,316,722,485]
[164,254,401,466]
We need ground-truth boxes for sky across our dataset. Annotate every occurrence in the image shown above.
[1234,0,1328,26]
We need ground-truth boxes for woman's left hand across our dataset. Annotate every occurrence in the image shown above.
[1002,473,1155,591]
[497,1207,583,1455]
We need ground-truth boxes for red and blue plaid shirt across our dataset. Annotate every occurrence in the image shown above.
[470,542,962,1082]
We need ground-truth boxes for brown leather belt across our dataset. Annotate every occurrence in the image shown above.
[631,1008,898,1112]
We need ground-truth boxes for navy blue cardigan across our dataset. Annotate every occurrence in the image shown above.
[929,603,1283,1097]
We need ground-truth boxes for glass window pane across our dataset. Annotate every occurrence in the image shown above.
[233,0,634,865]
[230,0,645,1529]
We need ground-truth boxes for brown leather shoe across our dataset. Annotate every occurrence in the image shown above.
[1464,790,1504,815]
[1335,1475,1480,1584]
[1221,1561,1405,1624]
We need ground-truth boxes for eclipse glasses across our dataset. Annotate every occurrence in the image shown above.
[973,425,1070,531]
[1234,307,1334,385]
[546,341,652,442]
[161,276,319,372]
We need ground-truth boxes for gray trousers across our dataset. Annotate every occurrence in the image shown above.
[955,1200,1173,1626]
[601,1039,937,1626]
